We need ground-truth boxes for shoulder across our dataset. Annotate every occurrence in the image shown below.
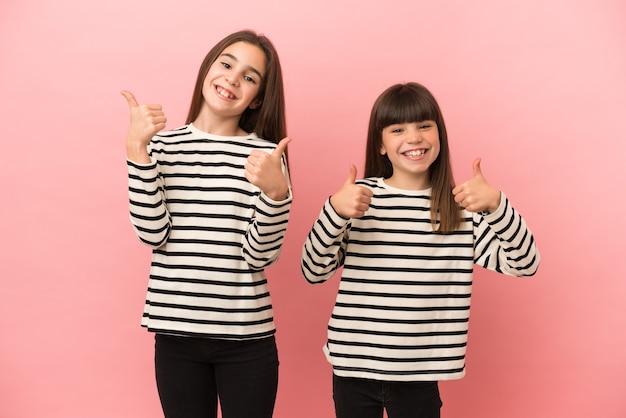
[356,177,379,188]
[356,177,385,195]
[248,132,275,145]
[153,125,194,143]
[246,132,280,152]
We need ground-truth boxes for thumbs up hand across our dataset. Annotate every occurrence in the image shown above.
[245,136,292,201]
[121,90,167,163]
[453,158,501,213]
[329,165,373,219]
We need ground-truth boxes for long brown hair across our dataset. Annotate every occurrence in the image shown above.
[364,82,460,232]
[185,30,287,145]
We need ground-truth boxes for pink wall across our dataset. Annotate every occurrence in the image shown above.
[1,0,624,416]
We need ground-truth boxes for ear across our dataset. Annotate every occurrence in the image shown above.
[379,144,387,155]
[249,99,262,110]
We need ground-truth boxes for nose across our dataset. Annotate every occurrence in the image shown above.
[405,126,422,143]
[225,75,239,86]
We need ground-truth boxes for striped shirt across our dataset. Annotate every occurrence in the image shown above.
[301,177,539,381]
[128,123,291,340]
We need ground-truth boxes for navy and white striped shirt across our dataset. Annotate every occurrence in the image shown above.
[128,123,291,340]
[301,177,539,381]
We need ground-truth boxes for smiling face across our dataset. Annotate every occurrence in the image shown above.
[380,120,440,190]
[196,41,267,133]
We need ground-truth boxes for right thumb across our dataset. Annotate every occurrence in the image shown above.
[121,90,139,108]
[345,164,358,185]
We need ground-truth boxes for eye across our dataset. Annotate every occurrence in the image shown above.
[221,62,232,69]
[385,125,404,134]
[243,75,257,84]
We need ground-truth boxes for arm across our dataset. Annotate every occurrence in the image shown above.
[127,150,172,248]
[301,165,373,283]
[242,144,293,269]
[123,90,171,247]
[242,181,292,270]
[453,158,539,276]
[473,192,540,276]
[301,198,352,284]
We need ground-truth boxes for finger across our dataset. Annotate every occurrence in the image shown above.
[272,136,292,156]
[472,157,482,177]
[152,115,167,124]
[345,164,357,185]
[361,186,374,198]
[356,203,370,213]
[121,90,139,108]
[145,104,164,112]
[247,151,262,163]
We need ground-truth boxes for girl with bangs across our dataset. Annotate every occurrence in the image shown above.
[301,82,540,418]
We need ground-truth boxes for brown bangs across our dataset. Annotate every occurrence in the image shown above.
[374,84,440,131]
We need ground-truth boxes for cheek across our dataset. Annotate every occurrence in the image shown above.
[431,144,441,161]
[432,136,441,156]
[201,76,212,97]
[248,84,262,100]
[379,137,389,155]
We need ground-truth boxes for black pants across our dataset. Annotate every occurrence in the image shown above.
[154,333,279,418]
[333,374,442,418]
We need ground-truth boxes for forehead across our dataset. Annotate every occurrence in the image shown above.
[220,41,267,76]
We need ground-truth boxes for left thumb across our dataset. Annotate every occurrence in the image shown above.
[273,136,292,156]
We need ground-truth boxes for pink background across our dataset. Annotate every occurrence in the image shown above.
[1,0,624,417]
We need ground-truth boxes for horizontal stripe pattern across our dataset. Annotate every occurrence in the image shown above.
[128,124,291,339]
[302,177,539,381]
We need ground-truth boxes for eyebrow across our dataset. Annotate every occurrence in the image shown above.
[220,53,264,80]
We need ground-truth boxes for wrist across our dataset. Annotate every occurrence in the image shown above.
[486,190,502,213]
[329,195,349,219]
[265,186,289,201]
[126,142,150,164]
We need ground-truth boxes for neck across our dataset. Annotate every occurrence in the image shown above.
[385,173,431,190]
[193,108,247,136]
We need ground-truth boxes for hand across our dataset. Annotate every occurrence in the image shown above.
[245,136,292,200]
[121,90,167,163]
[329,165,373,218]
[453,158,501,213]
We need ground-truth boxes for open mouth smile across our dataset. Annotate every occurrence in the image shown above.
[215,85,237,100]
[403,149,426,157]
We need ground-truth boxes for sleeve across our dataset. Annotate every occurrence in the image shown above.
[127,155,171,248]
[473,192,540,276]
[242,156,292,270]
[301,198,351,284]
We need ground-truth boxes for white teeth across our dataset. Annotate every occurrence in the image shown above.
[404,150,425,157]
[217,86,235,99]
